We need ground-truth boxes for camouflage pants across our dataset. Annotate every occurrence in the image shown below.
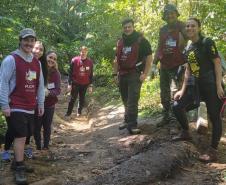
[160,67,180,116]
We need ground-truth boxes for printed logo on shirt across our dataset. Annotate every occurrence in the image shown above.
[188,50,199,77]
[25,69,36,92]
[26,70,37,81]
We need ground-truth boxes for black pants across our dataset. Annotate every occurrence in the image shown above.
[34,107,55,149]
[119,72,142,128]
[66,83,88,115]
[173,82,222,149]
[4,113,34,150]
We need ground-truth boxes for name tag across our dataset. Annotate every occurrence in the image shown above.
[48,83,55,89]
[123,47,132,54]
[166,39,176,47]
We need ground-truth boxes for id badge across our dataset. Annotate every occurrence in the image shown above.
[48,83,55,89]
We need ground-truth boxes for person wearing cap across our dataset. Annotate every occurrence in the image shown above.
[153,3,187,127]
[113,18,153,134]
[0,28,45,184]
[65,46,93,117]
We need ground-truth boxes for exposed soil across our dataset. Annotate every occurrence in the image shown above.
[1,82,226,185]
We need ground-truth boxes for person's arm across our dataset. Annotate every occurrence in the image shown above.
[214,57,224,99]
[153,35,161,65]
[206,38,224,98]
[48,71,61,97]
[0,55,15,116]
[140,54,152,82]
[89,61,93,85]
[113,56,118,75]
[174,64,190,100]
[68,60,73,85]
[37,62,45,116]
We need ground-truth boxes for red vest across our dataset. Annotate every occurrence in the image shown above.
[72,56,93,85]
[116,38,140,75]
[159,24,184,69]
[9,54,40,110]
[45,70,60,108]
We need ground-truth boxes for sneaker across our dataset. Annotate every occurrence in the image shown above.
[14,165,28,185]
[172,130,192,141]
[11,161,34,173]
[1,150,11,161]
[24,148,33,159]
[118,122,128,130]
[199,147,218,163]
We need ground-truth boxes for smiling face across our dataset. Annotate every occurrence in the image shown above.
[47,52,57,68]
[32,41,44,59]
[185,19,201,40]
[20,36,36,54]
[123,22,134,36]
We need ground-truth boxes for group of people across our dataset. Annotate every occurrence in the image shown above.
[114,3,223,165]
[0,2,224,185]
[0,28,93,184]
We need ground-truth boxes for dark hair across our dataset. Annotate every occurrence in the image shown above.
[37,41,48,86]
[46,50,57,56]
[121,18,134,26]
[187,17,203,37]
[188,17,201,27]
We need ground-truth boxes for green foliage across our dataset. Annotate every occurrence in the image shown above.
[139,77,162,117]
[0,113,6,142]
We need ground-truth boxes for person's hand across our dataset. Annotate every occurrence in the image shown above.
[2,108,10,117]
[217,85,224,99]
[140,72,147,82]
[38,107,44,117]
[174,90,184,101]
[67,85,72,92]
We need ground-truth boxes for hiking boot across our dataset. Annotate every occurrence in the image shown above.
[172,130,192,141]
[11,161,34,173]
[24,148,33,159]
[199,147,218,163]
[118,122,128,130]
[14,165,28,185]
[1,150,11,161]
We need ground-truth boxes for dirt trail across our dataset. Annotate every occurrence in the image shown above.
[1,84,226,185]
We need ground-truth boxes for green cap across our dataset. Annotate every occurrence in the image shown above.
[162,4,180,21]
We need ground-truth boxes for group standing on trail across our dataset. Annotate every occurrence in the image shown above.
[0,2,225,185]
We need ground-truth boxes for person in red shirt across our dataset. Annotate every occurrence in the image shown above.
[65,46,93,117]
